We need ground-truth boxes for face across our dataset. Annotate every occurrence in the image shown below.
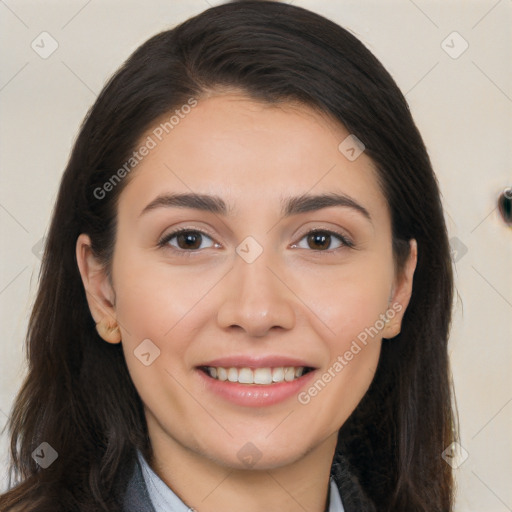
[78,93,416,471]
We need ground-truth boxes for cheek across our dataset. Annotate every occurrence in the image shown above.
[111,248,224,347]
[295,274,386,431]
[110,250,224,407]
[292,256,391,411]
[294,255,393,341]
[111,252,203,419]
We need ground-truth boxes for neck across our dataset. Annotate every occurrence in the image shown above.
[145,414,338,512]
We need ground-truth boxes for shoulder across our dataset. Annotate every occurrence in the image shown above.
[119,456,156,512]
[330,450,376,512]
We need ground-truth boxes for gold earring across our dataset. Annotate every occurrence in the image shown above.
[96,318,122,344]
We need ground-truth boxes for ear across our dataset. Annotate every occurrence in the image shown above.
[76,233,120,344]
[382,239,418,339]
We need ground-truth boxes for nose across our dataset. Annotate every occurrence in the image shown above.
[217,250,296,337]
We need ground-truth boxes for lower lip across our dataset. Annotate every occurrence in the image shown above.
[196,369,317,407]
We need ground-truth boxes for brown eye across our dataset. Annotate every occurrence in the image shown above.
[307,232,332,250]
[160,229,215,251]
[293,230,352,251]
[176,231,203,249]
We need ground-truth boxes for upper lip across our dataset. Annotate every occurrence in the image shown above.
[197,355,316,369]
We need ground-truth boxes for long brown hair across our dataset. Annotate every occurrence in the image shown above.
[1,1,455,510]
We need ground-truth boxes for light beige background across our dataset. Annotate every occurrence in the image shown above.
[1,1,511,510]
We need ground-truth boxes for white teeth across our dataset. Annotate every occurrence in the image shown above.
[254,368,273,384]
[204,366,308,385]
[238,367,253,384]
[284,367,295,382]
[272,367,284,382]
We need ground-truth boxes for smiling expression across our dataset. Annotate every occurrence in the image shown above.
[78,92,416,471]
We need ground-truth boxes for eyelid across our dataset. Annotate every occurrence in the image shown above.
[158,226,355,253]
[157,226,220,250]
[292,227,354,249]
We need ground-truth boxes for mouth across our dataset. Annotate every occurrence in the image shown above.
[198,365,315,385]
[195,357,318,407]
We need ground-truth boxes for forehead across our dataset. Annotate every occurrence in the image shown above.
[118,93,389,221]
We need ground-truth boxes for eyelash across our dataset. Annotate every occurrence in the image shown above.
[157,227,354,255]
[293,229,355,251]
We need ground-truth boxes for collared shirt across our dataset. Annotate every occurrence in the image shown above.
[137,451,345,512]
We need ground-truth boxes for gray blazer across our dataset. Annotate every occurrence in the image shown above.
[122,450,376,512]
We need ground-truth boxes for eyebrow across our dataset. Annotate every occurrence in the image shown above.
[140,193,229,217]
[139,192,371,222]
[282,192,371,221]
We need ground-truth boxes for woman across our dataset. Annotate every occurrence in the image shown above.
[0,1,456,511]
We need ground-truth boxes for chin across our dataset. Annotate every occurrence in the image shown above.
[203,437,315,472]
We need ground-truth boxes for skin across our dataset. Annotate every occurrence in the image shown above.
[77,93,417,512]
